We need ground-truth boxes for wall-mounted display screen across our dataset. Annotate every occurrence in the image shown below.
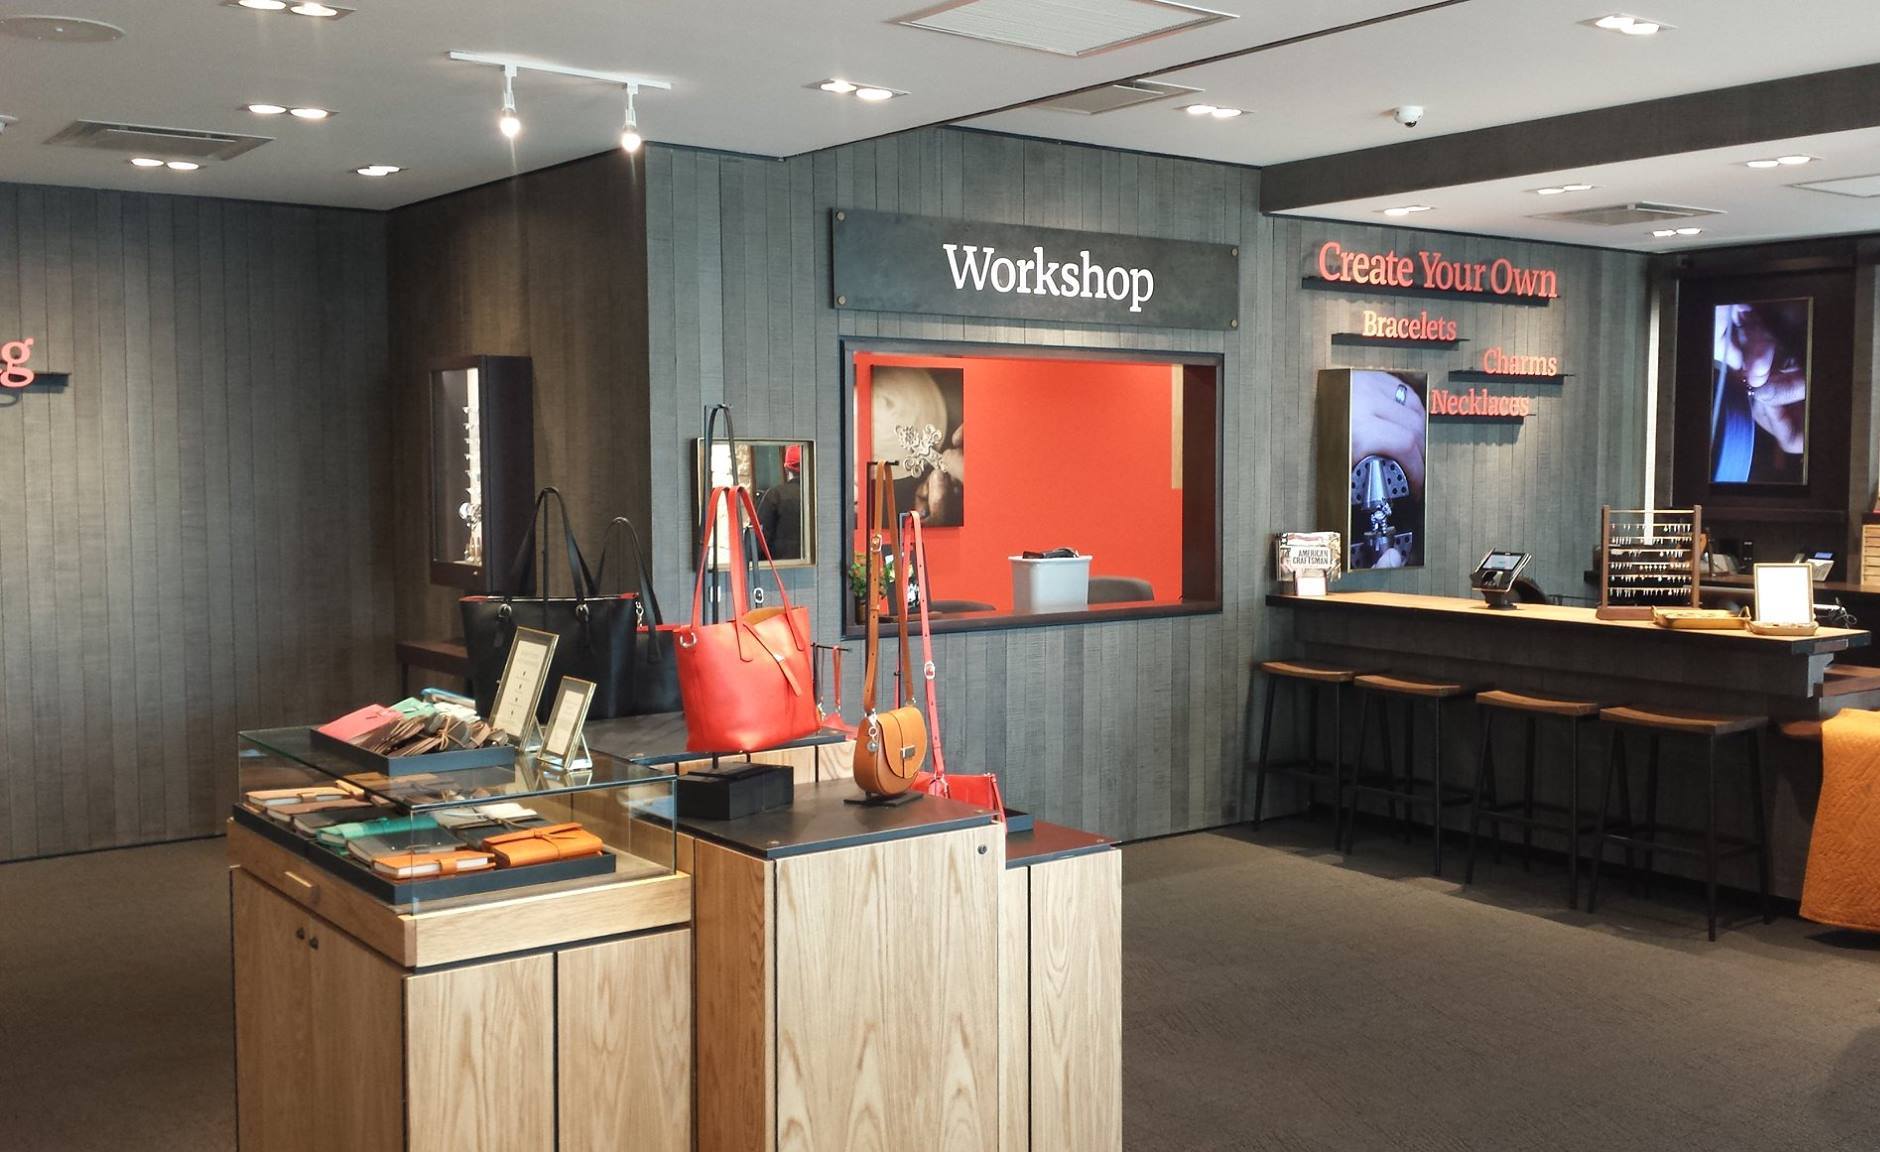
[1316,369,1428,570]
[847,343,1221,632]
[1709,298,1812,486]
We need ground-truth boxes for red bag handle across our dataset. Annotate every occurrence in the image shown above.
[687,485,807,655]
[902,509,946,778]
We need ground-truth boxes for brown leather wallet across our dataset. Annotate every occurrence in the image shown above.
[370,848,498,881]
[484,822,605,868]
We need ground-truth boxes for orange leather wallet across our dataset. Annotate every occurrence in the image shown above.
[370,849,497,881]
[484,822,605,868]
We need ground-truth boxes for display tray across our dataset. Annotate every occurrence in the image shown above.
[230,805,617,906]
[308,725,517,778]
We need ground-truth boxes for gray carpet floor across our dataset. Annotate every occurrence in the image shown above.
[3,819,1878,1151]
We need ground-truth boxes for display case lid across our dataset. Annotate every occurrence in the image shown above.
[240,726,677,813]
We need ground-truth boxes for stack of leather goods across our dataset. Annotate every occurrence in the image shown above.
[349,712,498,757]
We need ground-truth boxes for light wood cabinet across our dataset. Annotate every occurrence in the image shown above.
[1000,833,1122,1152]
[230,824,692,1152]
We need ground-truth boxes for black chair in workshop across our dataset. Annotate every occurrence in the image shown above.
[1464,689,1603,908]
[1245,660,1363,842]
[1586,705,1773,941]
[1343,672,1478,875]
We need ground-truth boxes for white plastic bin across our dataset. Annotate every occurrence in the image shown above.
[1010,554,1092,614]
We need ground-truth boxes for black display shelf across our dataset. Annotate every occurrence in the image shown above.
[1329,333,1464,351]
[1448,369,1571,386]
[1299,277,1552,308]
[1431,411,1525,423]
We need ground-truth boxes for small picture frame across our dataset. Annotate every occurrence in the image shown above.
[540,676,597,766]
[490,626,559,743]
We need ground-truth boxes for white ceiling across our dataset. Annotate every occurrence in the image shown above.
[1,0,1877,250]
[0,0,1410,209]
[971,0,1880,167]
[1294,127,1880,252]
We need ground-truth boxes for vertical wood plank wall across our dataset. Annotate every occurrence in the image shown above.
[644,128,1651,842]
[0,182,394,862]
[386,152,654,642]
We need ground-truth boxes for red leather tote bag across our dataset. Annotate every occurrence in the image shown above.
[675,486,818,753]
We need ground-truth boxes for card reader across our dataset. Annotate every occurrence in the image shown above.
[1470,551,1532,610]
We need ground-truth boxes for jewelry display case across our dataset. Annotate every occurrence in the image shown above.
[235,726,675,911]
[429,355,535,592]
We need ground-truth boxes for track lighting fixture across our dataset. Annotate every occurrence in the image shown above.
[498,64,521,140]
[619,84,643,153]
[448,51,671,154]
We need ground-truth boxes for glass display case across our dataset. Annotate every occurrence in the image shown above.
[234,726,675,912]
[430,355,535,592]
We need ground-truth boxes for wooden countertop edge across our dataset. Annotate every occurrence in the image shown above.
[1267,592,1868,654]
[226,819,692,969]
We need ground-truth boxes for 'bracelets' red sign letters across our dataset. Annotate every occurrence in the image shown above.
[1362,308,1458,342]
[1316,241,1560,300]
[1,338,36,389]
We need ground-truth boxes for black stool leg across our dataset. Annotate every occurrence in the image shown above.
[1400,701,1417,845]
[1615,734,1638,889]
[1588,726,1621,915]
[1251,673,1278,827]
[1466,710,1495,885]
[1330,685,1345,849]
[1747,729,1772,924]
[1643,734,1661,899]
[1345,691,1373,854]
[1431,700,1447,877]
[1704,733,1720,943]
[1567,718,1583,911]
[1305,682,1323,812]
[1522,715,1538,872]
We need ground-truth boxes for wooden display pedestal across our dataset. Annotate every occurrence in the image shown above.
[228,821,694,1152]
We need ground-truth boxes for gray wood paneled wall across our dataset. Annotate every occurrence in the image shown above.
[0,183,394,862]
[386,151,654,642]
[644,128,1651,842]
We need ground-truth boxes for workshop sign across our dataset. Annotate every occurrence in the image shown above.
[832,209,1240,329]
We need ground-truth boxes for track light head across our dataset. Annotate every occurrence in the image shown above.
[498,64,521,139]
[619,83,643,153]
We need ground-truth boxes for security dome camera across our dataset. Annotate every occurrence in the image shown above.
[1394,105,1424,129]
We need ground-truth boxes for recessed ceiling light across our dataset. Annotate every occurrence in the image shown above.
[1536,187,1566,195]
[1776,154,1814,166]
[1211,106,1243,119]
[1381,205,1433,217]
[812,79,901,100]
[237,0,287,8]
[1561,182,1595,191]
[855,87,895,102]
[819,79,856,94]
[355,164,401,176]
[290,2,340,14]
[1745,159,1780,169]
[1745,155,1817,169]
[129,157,164,167]
[288,106,330,120]
[246,103,287,115]
[1589,13,1668,35]
[1186,104,1217,116]
[224,0,352,17]
[166,161,200,171]
[1675,226,1703,235]
[1650,226,1703,238]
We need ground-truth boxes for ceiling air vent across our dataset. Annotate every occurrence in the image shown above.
[1793,173,1880,199]
[898,0,1235,57]
[1530,201,1720,227]
[43,120,270,162]
[1035,79,1201,115]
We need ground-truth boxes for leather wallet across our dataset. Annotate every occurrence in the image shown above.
[315,814,441,850]
[244,785,354,810]
[318,704,405,743]
[371,849,497,881]
[485,822,605,868]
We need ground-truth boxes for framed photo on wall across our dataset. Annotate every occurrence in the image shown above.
[1708,297,1812,486]
[870,365,965,527]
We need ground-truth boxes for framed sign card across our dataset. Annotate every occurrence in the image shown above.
[490,627,558,742]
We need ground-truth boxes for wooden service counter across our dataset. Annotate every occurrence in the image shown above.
[1270,591,1874,721]
[1269,591,1879,899]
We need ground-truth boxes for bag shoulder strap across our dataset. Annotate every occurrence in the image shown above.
[903,510,945,777]
[502,486,596,601]
[596,516,664,627]
[862,464,912,716]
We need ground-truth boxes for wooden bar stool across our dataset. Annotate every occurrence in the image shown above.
[1587,705,1773,941]
[1464,689,1602,909]
[1343,672,1476,875]
[1245,660,1363,844]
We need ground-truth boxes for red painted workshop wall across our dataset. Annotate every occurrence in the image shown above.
[854,350,1183,611]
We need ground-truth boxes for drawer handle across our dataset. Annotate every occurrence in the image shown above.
[282,870,319,902]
